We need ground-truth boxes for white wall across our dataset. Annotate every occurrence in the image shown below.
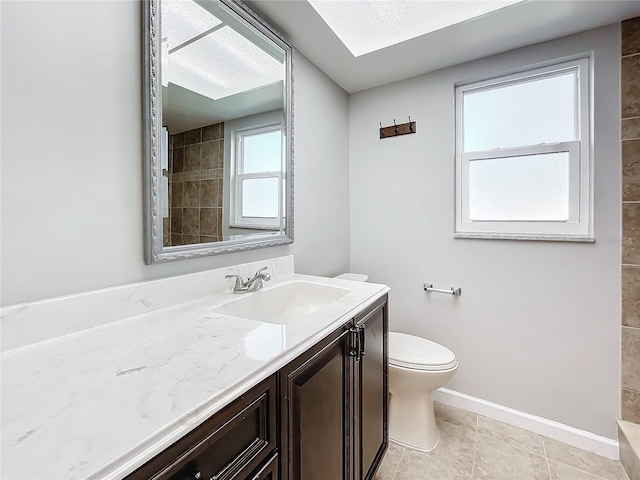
[0,0,350,306]
[349,25,621,438]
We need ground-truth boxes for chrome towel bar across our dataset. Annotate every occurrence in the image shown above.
[423,283,462,296]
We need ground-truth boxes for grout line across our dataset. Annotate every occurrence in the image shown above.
[622,137,640,141]
[623,115,640,121]
[476,428,551,459]
[621,52,640,60]
[620,461,631,480]
[558,462,614,480]
[543,436,621,480]
[622,325,640,331]
[542,436,553,480]
[390,445,406,480]
[471,422,478,478]
[446,404,626,480]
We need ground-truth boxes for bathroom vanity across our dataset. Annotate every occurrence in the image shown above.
[125,294,387,480]
[0,257,389,479]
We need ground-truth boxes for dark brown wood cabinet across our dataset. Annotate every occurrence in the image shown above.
[280,295,389,480]
[279,325,353,480]
[126,295,388,480]
[353,297,388,480]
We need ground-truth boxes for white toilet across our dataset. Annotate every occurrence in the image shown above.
[389,332,457,452]
[332,273,458,451]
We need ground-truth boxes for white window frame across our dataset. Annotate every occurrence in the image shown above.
[230,123,284,230]
[454,57,593,242]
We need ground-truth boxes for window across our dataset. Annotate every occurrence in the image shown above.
[231,124,283,229]
[455,58,592,241]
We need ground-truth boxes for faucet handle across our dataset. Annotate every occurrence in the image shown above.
[225,274,246,290]
[254,266,271,281]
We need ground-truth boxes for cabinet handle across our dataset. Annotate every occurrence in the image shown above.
[358,325,366,358]
[350,327,360,360]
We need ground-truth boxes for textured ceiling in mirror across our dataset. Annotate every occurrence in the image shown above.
[164,0,283,101]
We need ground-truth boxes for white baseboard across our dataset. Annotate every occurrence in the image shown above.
[433,388,619,460]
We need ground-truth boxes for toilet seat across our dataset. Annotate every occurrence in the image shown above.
[389,332,457,371]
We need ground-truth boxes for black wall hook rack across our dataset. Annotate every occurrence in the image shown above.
[379,116,416,139]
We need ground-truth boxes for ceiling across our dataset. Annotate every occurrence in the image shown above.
[163,0,285,132]
[245,0,640,94]
[162,82,283,133]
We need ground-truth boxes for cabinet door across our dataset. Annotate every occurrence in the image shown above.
[280,326,353,480]
[353,296,388,480]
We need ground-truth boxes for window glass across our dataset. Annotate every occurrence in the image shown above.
[242,178,279,218]
[463,72,576,152]
[242,130,282,173]
[468,152,570,221]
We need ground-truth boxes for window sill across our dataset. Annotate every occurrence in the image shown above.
[453,232,595,242]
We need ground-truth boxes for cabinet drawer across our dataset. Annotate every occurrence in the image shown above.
[126,375,277,480]
[249,453,278,480]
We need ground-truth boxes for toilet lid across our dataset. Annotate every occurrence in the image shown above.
[334,273,368,282]
[389,332,457,371]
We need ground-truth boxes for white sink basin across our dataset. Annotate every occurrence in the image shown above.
[214,281,350,325]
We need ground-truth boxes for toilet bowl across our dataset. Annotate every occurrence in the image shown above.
[389,332,457,452]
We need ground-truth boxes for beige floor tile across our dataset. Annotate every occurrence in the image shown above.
[473,436,549,480]
[435,402,478,430]
[548,460,607,480]
[387,404,628,480]
[374,441,405,480]
[395,447,473,480]
[477,416,545,456]
[543,437,628,480]
[429,419,477,464]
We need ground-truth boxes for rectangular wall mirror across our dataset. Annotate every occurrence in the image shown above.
[143,0,294,264]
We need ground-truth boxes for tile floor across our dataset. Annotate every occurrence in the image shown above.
[375,402,629,480]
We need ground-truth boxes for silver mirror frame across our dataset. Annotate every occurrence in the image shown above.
[143,0,294,264]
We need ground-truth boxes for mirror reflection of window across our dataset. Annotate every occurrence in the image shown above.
[233,125,283,229]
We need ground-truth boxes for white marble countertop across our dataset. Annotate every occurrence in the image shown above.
[1,268,388,480]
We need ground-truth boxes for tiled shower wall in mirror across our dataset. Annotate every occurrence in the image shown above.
[162,123,225,246]
[622,16,640,424]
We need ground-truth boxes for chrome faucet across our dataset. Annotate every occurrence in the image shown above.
[225,267,271,294]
